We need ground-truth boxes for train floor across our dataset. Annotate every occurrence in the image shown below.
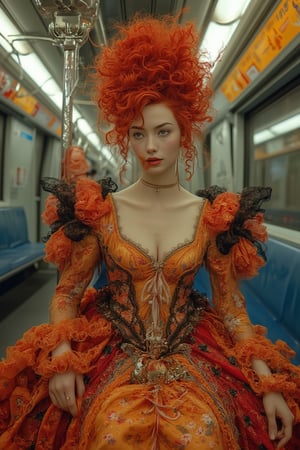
[0,266,57,359]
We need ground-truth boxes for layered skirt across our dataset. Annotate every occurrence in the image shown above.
[0,288,299,449]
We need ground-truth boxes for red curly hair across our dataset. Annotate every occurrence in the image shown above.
[94,15,213,179]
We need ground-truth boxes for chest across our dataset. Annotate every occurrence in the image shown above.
[112,199,204,262]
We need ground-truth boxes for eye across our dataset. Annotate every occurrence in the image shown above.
[130,131,144,139]
[158,129,170,137]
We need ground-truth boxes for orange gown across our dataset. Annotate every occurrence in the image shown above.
[0,178,299,450]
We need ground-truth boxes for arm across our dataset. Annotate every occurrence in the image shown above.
[47,232,100,416]
[205,208,294,448]
[41,175,114,415]
[49,233,99,324]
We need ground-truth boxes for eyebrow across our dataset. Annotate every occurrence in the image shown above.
[130,122,173,130]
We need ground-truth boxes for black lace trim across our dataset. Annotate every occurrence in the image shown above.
[165,285,209,356]
[40,176,118,242]
[96,268,208,357]
[197,185,272,257]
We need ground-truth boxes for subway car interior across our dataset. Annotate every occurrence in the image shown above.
[0,0,299,364]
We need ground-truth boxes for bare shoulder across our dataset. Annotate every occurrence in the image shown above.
[111,184,139,206]
[179,186,205,207]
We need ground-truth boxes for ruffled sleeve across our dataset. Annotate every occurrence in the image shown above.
[40,176,117,323]
[198,185,271,342]
[198,186,300,407]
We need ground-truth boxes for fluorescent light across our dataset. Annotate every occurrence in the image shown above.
[253,130,276,145]
[87,133,101,148]
[0,9,19,38]
[213,0,251,24]
[0,9,62,110]
[0,10,33,55]
[77,117,93,135]
[73,108,82,122]
[101,146,113,159]
[13,52,63,110]
[200,21,239,62]
[254,113,300,145]
[0,33,14,53]
[270,114,300,135]
[200,0,251,64]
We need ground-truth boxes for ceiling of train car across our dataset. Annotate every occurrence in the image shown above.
[0,0,216,137]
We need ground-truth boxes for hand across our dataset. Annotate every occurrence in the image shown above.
[49,371,85,417]
[49,342,85,417]
[263,391,294,449]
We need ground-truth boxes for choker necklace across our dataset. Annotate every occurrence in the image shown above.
[141,178,178,192]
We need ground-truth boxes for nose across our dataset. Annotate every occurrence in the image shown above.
[146,134,157,154]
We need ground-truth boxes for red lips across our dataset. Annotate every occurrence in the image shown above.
[146,158,162,166]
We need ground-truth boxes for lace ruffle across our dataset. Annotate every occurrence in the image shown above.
[198,186,271,255]
[232,331,300,419]
[41,176,118,242]
[0,288,112,384]
[198,186,271,277]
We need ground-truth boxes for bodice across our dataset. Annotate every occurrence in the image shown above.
[95,194,209,361]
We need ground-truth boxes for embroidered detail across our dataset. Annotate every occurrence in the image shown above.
[130,354,190,384]
[224,314,241,333]
[96,257,208,364]
[232,293,243,308]
[101,223,114,234]
[141,265,171,356]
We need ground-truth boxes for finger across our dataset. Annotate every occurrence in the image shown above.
[76,374,86,398]
[49,390,60,409]
[51,389,69,411]
[266,413,278,441]
[276,418,293,449]
[64,393,78,417]
[276,432,292,449]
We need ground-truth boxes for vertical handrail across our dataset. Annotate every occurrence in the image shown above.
[32,0,99,172]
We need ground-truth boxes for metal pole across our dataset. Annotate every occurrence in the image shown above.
[32,0,99,171]
[61,43,78,160]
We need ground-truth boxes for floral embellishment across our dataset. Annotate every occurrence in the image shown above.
[177,433,192,445]
[244,212,268,242]
[107,411,125,423]
[186,421,196,429]
[232,293,243,308]
[41,176,115,243]
[204,192,240,232]
[103,433,116,444]
[196,426,205,436]
[224,313,241,333]
[42,194,59,225]
[232,237,265,278]
[75,178,111,227]
[201,413,217,436]
[101,223,114,234]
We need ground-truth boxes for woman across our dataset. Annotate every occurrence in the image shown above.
[0,15,299,450]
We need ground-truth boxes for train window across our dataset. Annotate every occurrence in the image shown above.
[247,84,300,232]
[0,113,5,200]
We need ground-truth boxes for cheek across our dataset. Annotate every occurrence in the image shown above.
[131,143,147,166]
[166,136,181,157]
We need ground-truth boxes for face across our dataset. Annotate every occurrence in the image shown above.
[128,103,181,178]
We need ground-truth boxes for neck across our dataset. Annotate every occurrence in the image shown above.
[140,177,179,193]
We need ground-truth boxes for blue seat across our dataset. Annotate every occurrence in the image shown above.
[194,238,300,364]
[0,207,45,282]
